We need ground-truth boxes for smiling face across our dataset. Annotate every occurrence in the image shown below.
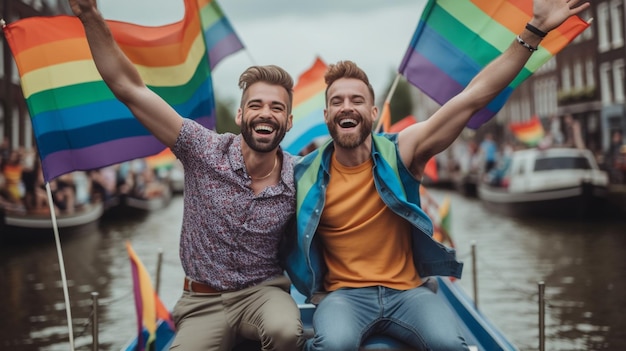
[324,78,377,149]
[236,81,293,153]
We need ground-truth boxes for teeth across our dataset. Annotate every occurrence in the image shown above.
[254,125,274,133]
[339,118,358,128]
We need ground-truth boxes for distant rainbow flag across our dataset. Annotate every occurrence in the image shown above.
[126,241,174,351]
[509,114,545,146]
[281,57,328,155]
[146,148,178,171]
[3,0,243,182]
[399,0,590,129]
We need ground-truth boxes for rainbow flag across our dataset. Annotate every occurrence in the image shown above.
[399,0,590,129]
[3,0,243,182]
[509,114,545,146]
[281,57,328,155]
[126,241,174,351]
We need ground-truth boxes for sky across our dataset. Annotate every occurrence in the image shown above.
[98,0,428,104]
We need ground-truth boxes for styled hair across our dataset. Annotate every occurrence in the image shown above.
[238,65,294,113]
[324,60,375,103]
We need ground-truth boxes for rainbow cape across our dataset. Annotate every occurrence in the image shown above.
[281,57,328,155]
[3,0,242,182]
[399,0,590,129]
[509,114,545,146]
[126,241,175,351]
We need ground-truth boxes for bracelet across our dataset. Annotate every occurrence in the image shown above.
[525,23,548,38]
[516,35,538,52]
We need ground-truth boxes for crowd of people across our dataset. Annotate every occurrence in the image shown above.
[0,137,170,216]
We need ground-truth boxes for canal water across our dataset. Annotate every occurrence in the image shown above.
[0,189,624,351]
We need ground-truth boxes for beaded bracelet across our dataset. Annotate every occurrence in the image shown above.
[525,23,548,38]
[516,35,538,52]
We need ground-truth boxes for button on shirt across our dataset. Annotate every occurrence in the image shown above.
[172,119,296,291]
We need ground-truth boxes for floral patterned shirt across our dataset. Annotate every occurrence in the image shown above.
[172,119,296,290]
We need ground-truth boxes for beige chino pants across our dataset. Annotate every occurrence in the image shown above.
[169,275,303,351]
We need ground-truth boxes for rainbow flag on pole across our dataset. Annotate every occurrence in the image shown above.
[3,0,242,182]
[126,241,174,351]
[509,114,545,146]
[399,0,589,129]
[281,57,328,155]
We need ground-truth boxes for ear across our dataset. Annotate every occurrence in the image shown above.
[323,108,329,123]
[235,108,243,126]
[371,105,378,121]
[287,113,293,132]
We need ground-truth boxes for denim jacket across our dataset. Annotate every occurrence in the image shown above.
[284,133,463,299]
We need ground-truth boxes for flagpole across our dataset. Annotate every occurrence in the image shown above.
[44,182,76,351]
[374,72,401,132]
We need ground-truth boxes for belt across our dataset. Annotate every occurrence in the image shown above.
[183,278,221,293]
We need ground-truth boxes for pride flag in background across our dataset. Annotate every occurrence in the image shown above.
[399,0,590,129]
[3,0,243,182]
[509,114,545,146]
[281,57,329,155]
[126,241,174,351]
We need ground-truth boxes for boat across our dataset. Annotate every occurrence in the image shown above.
[1,201,104,230]
[123,182,172,212]
[477,147,609,217]
[120,275,517,351]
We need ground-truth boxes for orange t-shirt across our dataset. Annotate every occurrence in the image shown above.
[318,154,422,291]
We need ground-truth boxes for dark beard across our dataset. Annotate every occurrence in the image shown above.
[240,120,286,153]
[326,112,372,149]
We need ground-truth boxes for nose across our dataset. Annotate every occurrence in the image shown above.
[260,103,272,116]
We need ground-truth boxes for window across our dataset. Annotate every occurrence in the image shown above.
[561,64,572,92]
[597,2,610,52]
[599,62,612,104]
[614,59,625,103]
[610,0,624,48]
[574,60,584,89]
[534,157,592,171]
[586,58,596,88]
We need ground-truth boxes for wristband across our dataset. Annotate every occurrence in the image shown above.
[516,35,538,52]
[525,23,548,38]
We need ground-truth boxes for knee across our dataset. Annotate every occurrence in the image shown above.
[427,334,469,351]
[260,319,303,351]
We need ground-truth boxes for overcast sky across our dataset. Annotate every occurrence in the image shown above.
[99,0,427,104]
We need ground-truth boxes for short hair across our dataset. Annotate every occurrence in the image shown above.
[238,65,294,113]
[324,60,375,103]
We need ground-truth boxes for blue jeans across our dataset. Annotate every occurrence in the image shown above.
[304,285,469,351]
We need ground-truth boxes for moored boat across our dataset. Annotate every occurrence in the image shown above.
[477,147,609,218]
[1,201,104,230]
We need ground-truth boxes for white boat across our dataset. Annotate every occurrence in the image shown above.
[477,147,609,217]
[2,201,104,230]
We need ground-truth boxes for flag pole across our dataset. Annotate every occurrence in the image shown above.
[44,182,76,351]
[374,72,401,132]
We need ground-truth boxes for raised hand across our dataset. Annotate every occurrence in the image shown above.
[531,0,590,33]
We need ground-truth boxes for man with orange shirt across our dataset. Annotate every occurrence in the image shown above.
[285,1,588,349]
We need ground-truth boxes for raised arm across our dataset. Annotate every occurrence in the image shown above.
[69,0,183,148]
[397,0,590,178]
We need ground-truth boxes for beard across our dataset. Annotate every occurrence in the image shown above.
[326,111,372,149]
[240,118,287,153]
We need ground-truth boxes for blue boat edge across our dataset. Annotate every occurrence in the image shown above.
[121,276,518,351]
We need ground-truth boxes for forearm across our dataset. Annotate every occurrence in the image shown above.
[464,28,542,109]
[77,7,145,102]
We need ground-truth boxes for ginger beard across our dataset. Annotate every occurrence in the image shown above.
[326,110,372,149]
[240,115,287,153]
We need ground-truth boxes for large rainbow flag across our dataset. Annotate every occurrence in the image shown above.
[3,0,243,182]
[281,57,328,155]
[126,242,174,351]
[399,0,590,129]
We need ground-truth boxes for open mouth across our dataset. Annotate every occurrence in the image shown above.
[254,124,275,135]
[339,118,358,128]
